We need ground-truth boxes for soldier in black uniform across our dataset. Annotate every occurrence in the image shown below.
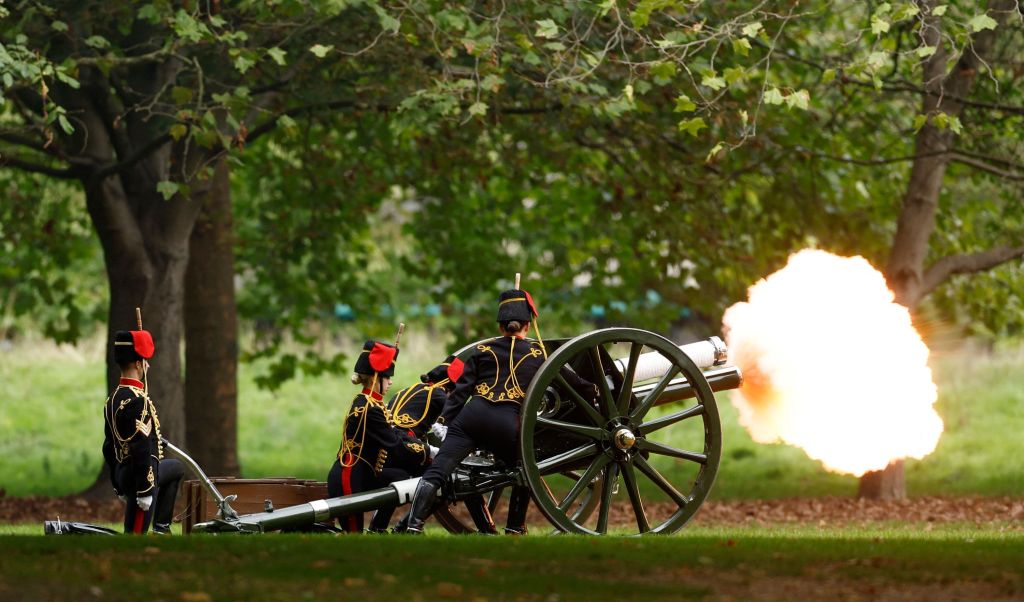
[404,289,598,534]
[327,340,435,533]
[368,357,456,532]
[388,356,456,441]
[101,330,185,534]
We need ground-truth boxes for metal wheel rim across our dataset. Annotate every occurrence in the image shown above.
[520,327,722,535]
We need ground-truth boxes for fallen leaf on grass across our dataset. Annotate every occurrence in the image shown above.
[436,582,463,597]
[180,592,212,602]
[343,577,366,587]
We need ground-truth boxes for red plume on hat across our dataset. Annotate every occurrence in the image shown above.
[369,342,398,373]
[130,331,155,359]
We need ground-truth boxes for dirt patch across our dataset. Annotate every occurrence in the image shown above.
[3,489,1022,530]
[689,495,1024,527]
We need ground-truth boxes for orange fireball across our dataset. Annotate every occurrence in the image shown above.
[722,250,943,476]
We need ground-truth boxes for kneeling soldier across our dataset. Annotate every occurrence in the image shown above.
[102,329,185,534]
[327,339,435,533]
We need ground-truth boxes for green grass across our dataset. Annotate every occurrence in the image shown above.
[2,335,1023,498]
[0,526,1021,601]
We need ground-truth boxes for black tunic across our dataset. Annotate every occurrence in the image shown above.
[387,382,448,440]
[102,377,162,497]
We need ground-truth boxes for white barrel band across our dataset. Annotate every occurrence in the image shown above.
[390,477,421,504]
[310,499,330,522]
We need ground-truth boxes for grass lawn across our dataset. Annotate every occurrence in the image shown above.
[1,334,1023,499]
[0,525,1021,601]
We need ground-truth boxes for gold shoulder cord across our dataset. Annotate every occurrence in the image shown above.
[391,380,449,429]
[107,384,159,463]
[339,374,394,468]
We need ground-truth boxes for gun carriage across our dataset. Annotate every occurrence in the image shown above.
[192,327,741,536]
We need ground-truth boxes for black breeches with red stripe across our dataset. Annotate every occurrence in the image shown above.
[327,457,411,533]
[116,459,184,534]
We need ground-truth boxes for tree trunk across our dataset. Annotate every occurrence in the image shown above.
[857,460,905,500]
[184,158,240,476]
[80,168,201,497]
[861,0,1013,500]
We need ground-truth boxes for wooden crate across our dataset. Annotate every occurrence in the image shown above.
[182,477,329,534]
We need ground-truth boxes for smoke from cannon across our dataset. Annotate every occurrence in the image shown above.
[722,249,944,476]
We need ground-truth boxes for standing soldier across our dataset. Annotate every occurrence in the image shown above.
[403,286,598,535]
[102,329,185,534]
[327,338,436,533]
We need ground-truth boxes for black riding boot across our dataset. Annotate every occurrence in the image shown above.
[367,506,396,533]
[464,494,498,534]
[405,480,439,534]
[504,485,530,535]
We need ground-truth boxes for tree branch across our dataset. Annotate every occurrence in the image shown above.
[0,151,80,179]
[92,133,173,180]
[949,153,1024,180]
[922,244,1024,297]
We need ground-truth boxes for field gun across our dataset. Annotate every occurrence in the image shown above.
[194,327,741,535]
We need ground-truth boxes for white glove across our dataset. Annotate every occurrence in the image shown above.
[136,496,153,511]
[117,494,127,504]
[429,445,440,459]
[430,423,448,441]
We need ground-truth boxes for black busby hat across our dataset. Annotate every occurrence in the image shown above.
[421,355,457,385]
[113,330,155,364]
[496,289,538,323]
[354,340,399,378]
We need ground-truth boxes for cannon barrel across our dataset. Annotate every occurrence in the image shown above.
[192,478,423,533]
[632,364,742,407]
[612,336,727,382]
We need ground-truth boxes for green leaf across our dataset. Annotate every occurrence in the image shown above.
[650,61,677,85]
[674,94,696,113]
[933,111,949,130]
[784,89,810,110]
[866,51,888,71]
[84,35,110,49]
[916,45,937,58]
[535,19,558,39]
[156,181,179,201]
[172,86,194,105]
[871,16,890,35]
[948,115,963,135]
[892,3,920,21]
[138,4,161,23]
[677,117,706,137]
[763,87,785,105]
[701,71,725,91]
[309,44,334,58]
[268,47,287,66]
[706,142,725,162]
[821,68,836,83]
[169,124,188,140]
[379,12,400,33]
[742,22,763,38]
[968,13,997,32]
[50,21,68,32]
[912,114,928,131]
[732,38,751,56]
[57,114,74,135]
[932,5,947,16]
[233,55,255,74]
[278,114,298,130]
[469,101,488,116]
[724,67,745,85]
